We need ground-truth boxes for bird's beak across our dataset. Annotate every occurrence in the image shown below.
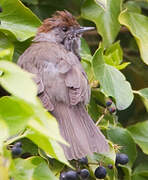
[76,27,95,34]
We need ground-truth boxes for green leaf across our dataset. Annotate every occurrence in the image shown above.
[0,60,37,105]
[115,62,130,70]
[119,9,148,65]
[92,48,134,110]
[9,156,58,180]
[80,38,94,81]
[107,126,137,167]
[121,166,132,180]
[94,0,107,9]
[124,1,141,13]
[0,156,9,180]
[0,119,9,153]
[0,32,14,61]
[33,161,58,180]
[136,88,148,111]
[80,38,92,61]
[128,121,148,155]
[81,0,122,47]
[0,0,41,41]
[28,116,67,145]
[30,103,68,145]
[93,144,116,165]
[21,0,39,5]
[0,96,34,135]
[132,163,148,180]
[138,88,148,99]
[103,41,130,70]
[105,41,123,64]
[26,129,70,167]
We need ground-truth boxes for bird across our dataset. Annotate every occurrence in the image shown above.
[17,10,109,160]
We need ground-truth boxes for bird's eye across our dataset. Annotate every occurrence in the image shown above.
[62,26,68,32]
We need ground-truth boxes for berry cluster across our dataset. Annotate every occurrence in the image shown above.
[60,157,89,180]
[61,153,128,180]
[105,99,116,114]
[60,169,89,180]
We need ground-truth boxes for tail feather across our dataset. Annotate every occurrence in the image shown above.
[52,103,109,160]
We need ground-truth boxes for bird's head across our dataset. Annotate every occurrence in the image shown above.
[36,10,94,58]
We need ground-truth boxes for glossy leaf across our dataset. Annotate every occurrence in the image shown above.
[124,1,141,13]
[9,157,57,180]
[0,60,37,105]
[0,156,9,180]
[119,9,148,65]
[26,129,70,166]
[30,103,68,145]
[128,121,148,155]
[80,38,93,81]
[0,0,41,41]
[0,97,70,166]
[81,0,122,47]
[80,38,92,61]
[0,96,33,135]
[0,32,14,61]
[107,126,137,167]
[132,163,148,180]
[0,119,9,153]
[33,161,58,180]
[138,88,148,99]
[121,166,132,180]
[92,48,133,110]
[94,0,107,9]
[104,41,130,70]
[105,41,123,65]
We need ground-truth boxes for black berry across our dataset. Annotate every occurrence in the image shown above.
[108,107,116,113]
[11,146,22,157]
[66,170,78,180]
[95,166,107,179]
[106,100,112,106]
[60,172,67,180]
[15,142,22,148]
[108,164,113,169]
[78,157,88,165]
[116,153,128,165]
[80,169,90,179]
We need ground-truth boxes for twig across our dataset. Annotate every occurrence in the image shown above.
[96,108,107,126]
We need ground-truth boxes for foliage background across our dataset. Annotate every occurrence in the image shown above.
[0,0,148,179]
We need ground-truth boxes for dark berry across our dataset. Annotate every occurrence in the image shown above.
[80,169,90,179]
[108,164,113,169]
[11,146,22,157]
[108,107,116,113]
[116,153,128,165]
[65,170,78,180]
[15,142,22,148]
[60,172,67,180]
[78,157,88,165]
[95,166,107,179]
[0,7,2,13]
[106,100,112,106]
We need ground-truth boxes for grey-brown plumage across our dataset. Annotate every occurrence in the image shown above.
[17,11,109,160]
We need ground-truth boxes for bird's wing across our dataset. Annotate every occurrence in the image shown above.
[17,43,55,111]
[17,42,90,109]
[64,64,90,105]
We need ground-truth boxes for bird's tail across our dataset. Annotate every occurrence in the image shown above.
[52,103,109,160]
